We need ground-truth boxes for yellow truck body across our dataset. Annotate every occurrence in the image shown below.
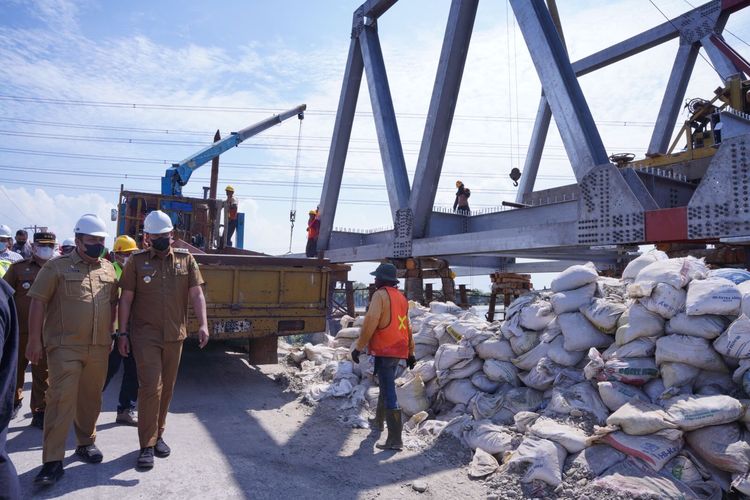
[186,254,335,341]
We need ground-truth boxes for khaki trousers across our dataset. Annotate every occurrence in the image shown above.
[15,332,49,412]
[43,345,108,463]
[131,337,183,448]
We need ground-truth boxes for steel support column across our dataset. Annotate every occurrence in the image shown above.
[510,0,609,180]
[701,34,744,81]
[318,37,365,252]
[647,43,700,155]
[409,0,478,238]
[359,23,411,216]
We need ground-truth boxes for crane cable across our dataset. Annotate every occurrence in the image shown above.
[287,113,304,253]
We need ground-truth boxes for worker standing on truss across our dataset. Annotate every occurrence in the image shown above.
[453,181,471,216]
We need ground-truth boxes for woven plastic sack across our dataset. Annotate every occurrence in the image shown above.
[559,312,613,351]
[580,297,627,332]
[655,335,727,372]
[665,312,727,340]
[622,249,668,281]
[714,315,750,359]
[639,283,686,319]
[686,277,741,316]
[550,283,595,315]
[550,262,598,293]
[615,303,665,346]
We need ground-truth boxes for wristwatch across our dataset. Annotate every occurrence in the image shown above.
[111,332,130,340]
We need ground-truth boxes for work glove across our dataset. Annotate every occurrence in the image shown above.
[407,355,416,370]
[351,349,361,364]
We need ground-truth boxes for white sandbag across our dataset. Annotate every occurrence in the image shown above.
[558,312,613,352]
[412,359,436,383]
[710,268,750,284]
[602,337,656,360]
[513,411,540,433]
[470,372,500,393]
[686,423,750,473]
[483,359,519,386]
[662,454,705,483]
[546,336,586,367]
[469,448,499,479]
[644,378,667,402]
[584,348,659,385]
[303,343,339,364]
[518,358,564,391]
[695,370,737,396]
[446,319,487,342]
[538,317,562,343]
[606,399,679,436]
[666,395,744,431]
[550,282,596,315]
[503,386,545,414]
[593,457,700,498]
[434,343,475,370]
[656,335,728,372]
[469,392,504,421]
[505,436,567,486]
[443,379,478,405]
[529,416,589,453]
[511,341,551,371]
[580,297,627,332]
[666,312,728,340]
[598,381,649,412]
[546,381,610,425]
[414,343,438,360]
[395,375,430,417]
[518,299,556,331]
[509,331,538,356]
[599,431,683,471]
[462,420,515,455]
[439,356,483,382]
[615,303,665,345]
[475,338,514,360]
[714,315,750,359]
[429,301,462,314]
[622,249,669,280]
[425,378,440,400]
[550,261,598,293]
[335,326,361,339]
[686,277,741,316]
[569,444,626,477]
[660,362,700,389]
[639,283,686,319]
[634,256,707,291]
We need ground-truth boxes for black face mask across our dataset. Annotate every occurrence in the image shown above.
[83,243,105,258]
[151,237,170,252]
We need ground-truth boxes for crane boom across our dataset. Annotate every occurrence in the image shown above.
[161,104,307,196]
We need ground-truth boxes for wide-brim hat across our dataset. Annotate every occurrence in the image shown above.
[370,263,398,283]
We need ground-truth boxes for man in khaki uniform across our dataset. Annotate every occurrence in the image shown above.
[118,210,209,469]
[3,231,56,428]
[26,214,118,486]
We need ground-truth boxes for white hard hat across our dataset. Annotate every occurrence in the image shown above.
[0,224,11,238]
[74,214,109,238]
[62,238,75,247]
[143,210,174,234]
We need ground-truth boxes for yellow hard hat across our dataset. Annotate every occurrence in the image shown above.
[113,235,138,253]
[309,209,317,215]
[456,180,463,187]
[225,185,235,192]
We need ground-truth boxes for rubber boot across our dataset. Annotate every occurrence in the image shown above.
[376,409,403,451]
[369,393,385,432]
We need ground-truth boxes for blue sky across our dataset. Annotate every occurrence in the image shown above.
[1,0,749,288]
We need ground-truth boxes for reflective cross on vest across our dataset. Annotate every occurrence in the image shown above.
[368,287,409,358]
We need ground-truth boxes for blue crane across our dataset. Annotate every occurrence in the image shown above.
[161,104,306,196]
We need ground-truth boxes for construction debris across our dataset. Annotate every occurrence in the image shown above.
[284,253,750,499]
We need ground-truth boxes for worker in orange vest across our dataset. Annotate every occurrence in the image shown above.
[352,263,415,451]
[305,209,320,258]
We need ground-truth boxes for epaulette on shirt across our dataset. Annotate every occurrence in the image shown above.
[133,249,148,255]
[174,248,189,253]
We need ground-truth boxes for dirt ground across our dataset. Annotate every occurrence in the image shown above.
[7,343,491,499]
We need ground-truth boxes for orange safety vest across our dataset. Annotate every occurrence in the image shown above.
[368,287,409,358]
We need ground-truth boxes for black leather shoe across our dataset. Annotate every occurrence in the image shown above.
[75,444,103,463]
[31,411,44,429]
[34,461,64,486]
[154,437,171,458]
[138,447,154,469]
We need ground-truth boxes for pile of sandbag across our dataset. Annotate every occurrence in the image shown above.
[285,254,750,497]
